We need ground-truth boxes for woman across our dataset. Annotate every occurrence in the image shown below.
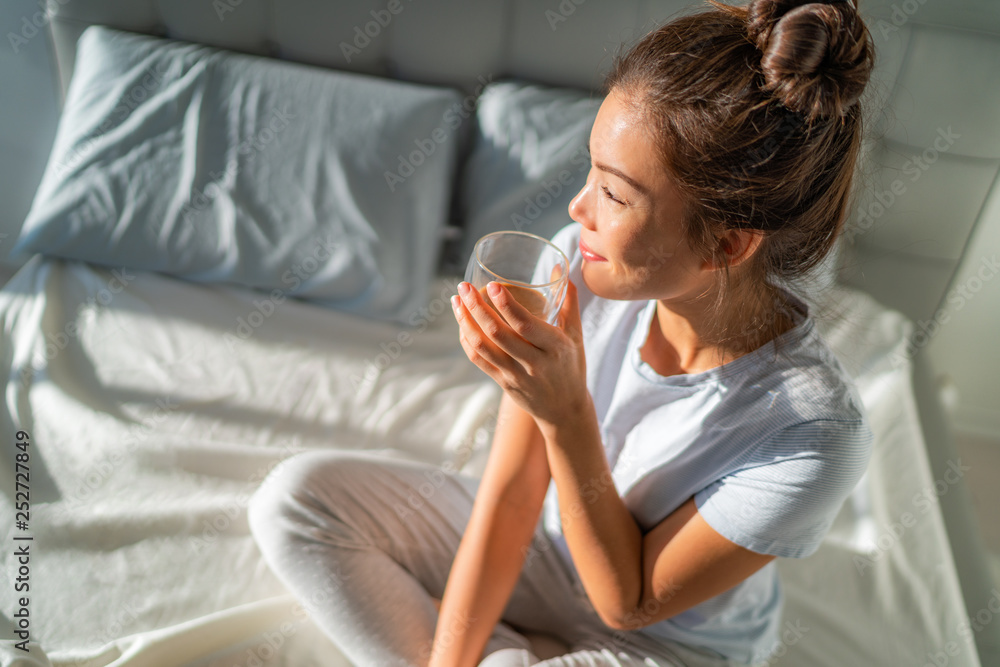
[248,0,876,665]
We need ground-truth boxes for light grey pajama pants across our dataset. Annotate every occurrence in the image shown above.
[247,449,737,667]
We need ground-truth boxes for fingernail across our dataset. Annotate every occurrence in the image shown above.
[451,295,460,311]
[458,282,470,296]
[487,281,500,297]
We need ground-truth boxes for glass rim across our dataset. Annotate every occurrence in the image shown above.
[473,230,571,290]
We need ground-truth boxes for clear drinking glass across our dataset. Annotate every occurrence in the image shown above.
[464,231,570,327]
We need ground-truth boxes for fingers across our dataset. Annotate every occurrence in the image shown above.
[452,283,537,374]
[477,282,551,351]
[558,279,583,341]
[549,263,564,284]
[453,294,504,376]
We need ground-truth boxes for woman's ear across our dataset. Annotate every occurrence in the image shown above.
[708,228,765,270]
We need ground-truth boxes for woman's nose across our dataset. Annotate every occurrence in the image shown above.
[568,181,595,231]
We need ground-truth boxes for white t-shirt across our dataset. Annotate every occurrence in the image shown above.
[535,222,874,664]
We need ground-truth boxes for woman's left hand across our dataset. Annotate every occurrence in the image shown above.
[451,278,589,431]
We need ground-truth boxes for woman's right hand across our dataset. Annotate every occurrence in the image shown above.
[453,277,589,435]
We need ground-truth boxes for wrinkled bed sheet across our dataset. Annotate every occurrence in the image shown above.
[0,257,979,667]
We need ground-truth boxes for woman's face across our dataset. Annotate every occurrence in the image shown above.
[568,88,709,303]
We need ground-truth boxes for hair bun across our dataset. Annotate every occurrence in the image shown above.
[746,0,873,122]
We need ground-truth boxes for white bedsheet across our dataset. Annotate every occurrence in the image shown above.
[0,257,980,667]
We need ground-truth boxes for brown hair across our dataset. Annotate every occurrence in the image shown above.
[604,0,875,359]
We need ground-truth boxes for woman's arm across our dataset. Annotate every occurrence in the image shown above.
[428,391,551,667]
[537,396,775,631]
[449,279,776,635]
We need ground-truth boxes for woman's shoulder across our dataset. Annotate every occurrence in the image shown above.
[747,288,870,425]
[724,321,875,481]
[779,320,869,424]
[684,301,875,468]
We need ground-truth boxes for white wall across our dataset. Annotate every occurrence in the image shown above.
[926,181,1000,441]
[0,0,61,276]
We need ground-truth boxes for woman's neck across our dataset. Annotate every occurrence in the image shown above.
[641,285,798,377]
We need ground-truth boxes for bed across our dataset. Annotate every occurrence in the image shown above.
[1,1,998,666]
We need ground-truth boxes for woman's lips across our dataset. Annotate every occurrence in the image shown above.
[579,239,607,262]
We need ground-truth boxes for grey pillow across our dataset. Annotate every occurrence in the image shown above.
[14,26,465,324]
[444,79,602,273]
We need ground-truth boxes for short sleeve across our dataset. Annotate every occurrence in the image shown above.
[694,418,874,558]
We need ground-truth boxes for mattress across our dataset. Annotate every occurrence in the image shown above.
[0,257,981,667]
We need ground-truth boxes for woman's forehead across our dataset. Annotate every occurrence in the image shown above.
[592,91,673,196]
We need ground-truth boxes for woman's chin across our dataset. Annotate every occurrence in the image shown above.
[580,262,626,301]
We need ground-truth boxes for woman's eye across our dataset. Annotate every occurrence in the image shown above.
[601,185,625,205]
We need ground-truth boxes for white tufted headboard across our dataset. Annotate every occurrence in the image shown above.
[42,0,1000,327]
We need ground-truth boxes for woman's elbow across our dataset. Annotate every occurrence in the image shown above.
[599,590,685,632]
[592,595,652,632]
[598,606,650,632]
[592,603,627,631]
